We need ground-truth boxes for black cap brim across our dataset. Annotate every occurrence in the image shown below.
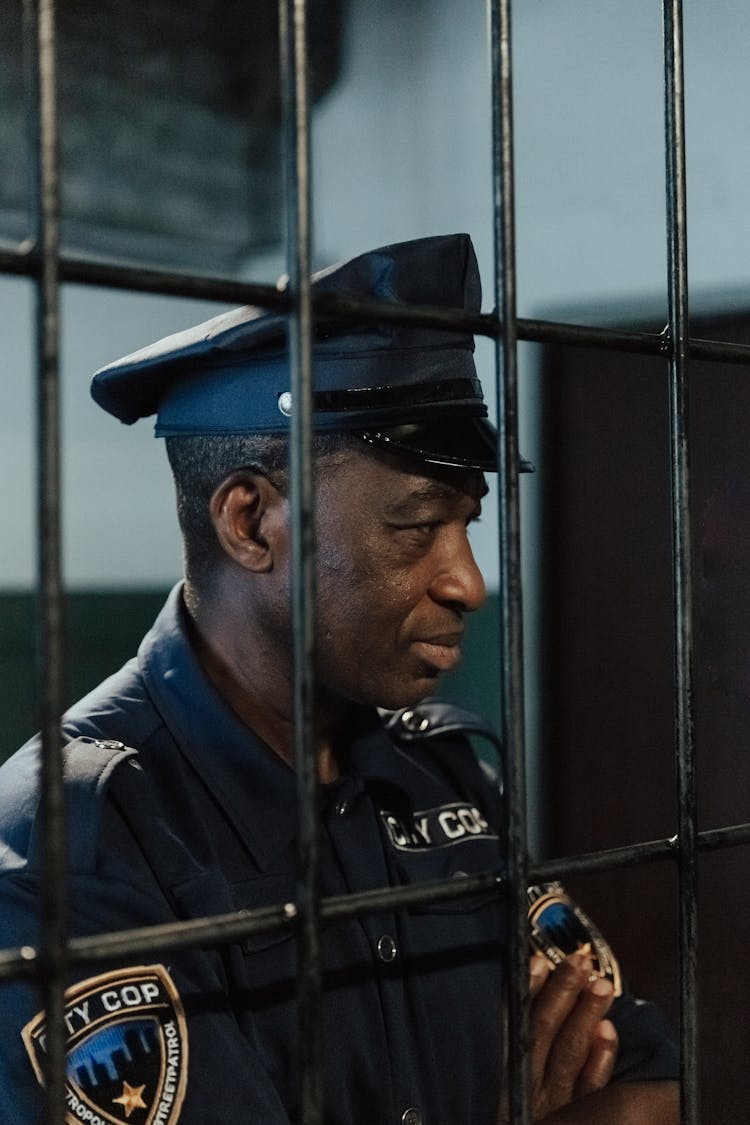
[359,417,534,473]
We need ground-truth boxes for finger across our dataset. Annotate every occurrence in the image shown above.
[574,1018,619,1098]
[529,952,551,999]
[530,952,593,1084]
[543,975,615,1109]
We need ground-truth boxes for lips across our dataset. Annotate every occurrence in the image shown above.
[410,633,464,672]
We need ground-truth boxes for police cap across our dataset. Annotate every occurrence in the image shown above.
[91,233,530,473]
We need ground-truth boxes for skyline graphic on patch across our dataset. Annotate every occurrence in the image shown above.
[22,964,188,1125]
[528,882,622,996]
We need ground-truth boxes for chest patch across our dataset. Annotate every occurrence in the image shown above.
[22,964,188,1125]
[381,801,498,851]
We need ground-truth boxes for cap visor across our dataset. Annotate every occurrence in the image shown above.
[360,417,533,472]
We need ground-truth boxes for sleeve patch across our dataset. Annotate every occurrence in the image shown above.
[528,882,623,996]
[21,964,188,1125]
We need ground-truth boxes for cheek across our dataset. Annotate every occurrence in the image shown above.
[316,526,389,596]
[316,546,366,613]
[316,547,420,639]
[315,547,367,634]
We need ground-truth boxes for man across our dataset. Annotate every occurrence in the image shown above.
[0,235,678,1123]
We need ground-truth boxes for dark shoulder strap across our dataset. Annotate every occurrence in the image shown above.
[380,700,504,798]
[27,736,138,874]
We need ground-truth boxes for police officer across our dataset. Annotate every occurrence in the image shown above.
[0,235,678,1124]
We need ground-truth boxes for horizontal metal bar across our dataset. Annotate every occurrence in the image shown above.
[531,838,676,881]
[0,243,293,307]
[2,245,750,367]
[520,317,750,366]
[685,336,750,364]
[532,817,750,878]
[0,872,502,982]
[698,821,750,852]
[519,316,669,355]
[3,817,750,988]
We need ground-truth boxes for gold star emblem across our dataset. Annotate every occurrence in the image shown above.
[112,1081,147,1118]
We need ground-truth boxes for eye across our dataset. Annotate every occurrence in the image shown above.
[389,521,442,547]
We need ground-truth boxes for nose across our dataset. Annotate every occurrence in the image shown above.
[429,528,486,613]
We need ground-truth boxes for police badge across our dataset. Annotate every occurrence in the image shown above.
[527,882,622,996]
[22,964,188,1125]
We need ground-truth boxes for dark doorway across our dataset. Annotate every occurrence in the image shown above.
[540,303,750,1122]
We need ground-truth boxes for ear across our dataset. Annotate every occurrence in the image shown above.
[209,472,287,573]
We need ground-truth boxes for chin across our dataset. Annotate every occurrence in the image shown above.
[371,672,441,712]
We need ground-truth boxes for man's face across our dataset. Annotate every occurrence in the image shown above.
[309,447,488,711]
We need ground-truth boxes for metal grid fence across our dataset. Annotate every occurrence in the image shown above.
[4,2,750,1123]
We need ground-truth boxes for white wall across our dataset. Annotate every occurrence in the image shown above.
[2,0,749,590]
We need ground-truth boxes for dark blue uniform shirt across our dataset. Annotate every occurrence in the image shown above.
[0,585,677,1125]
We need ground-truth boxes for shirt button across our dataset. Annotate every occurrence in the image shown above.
[334,798,350,817]
[401,709,430,733]
[377,934,398,963]
[402,1109,423,1125]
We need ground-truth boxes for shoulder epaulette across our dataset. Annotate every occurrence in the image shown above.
[380,701,504,795]
[380,700,500,749]
[28,736,138,874]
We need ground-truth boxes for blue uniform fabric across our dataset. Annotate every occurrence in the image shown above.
[0,585,677,1125]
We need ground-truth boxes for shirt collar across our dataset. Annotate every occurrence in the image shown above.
[138,584,298,870]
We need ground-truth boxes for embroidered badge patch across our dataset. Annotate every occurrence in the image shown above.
[381,802,498,851]
[527,882,622,996]
[22,964,188,1125]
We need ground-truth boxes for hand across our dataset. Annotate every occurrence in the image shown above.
[498,951,618,1124]
[529,951,618,1116]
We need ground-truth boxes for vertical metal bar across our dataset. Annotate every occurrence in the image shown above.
[662,3,699,1123]
[28,0,67,1122]
[279,2,323,1123]
[489,2,530,1122]
[22,1,40,238]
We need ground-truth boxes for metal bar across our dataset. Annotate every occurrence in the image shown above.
[3,244,750,366]
[0,874,505,979]
[0,244,298,304]
[4,803,750,986]
[0,845,697,982]
[663,2,699,1123]
[687,336,750,364]
[27,1,67,1122]
[698,822,750,851]
[279,2,323,1123]
[490,2,530,1123]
